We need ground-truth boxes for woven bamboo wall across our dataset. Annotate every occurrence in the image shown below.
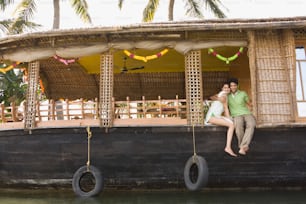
[112,72,229,101]
[293,29,306,40]
[253,30,293,124]
[40,58,99,100]
[112,72,186,101]
[40,56,229,101]
[202,71,230,99]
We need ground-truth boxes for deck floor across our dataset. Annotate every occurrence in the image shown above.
[0,118,188,130]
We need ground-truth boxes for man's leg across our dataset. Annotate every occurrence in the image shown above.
[233,115,244,147]
[240,114,256,149]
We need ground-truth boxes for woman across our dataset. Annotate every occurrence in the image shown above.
[205,83,237,157]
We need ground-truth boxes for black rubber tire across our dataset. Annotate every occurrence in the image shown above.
[72,165,103,197]
[184,155,209,191]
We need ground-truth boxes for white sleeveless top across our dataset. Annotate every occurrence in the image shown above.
[204,91,226,124]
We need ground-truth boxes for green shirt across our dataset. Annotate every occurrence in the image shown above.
[228,90,251,117]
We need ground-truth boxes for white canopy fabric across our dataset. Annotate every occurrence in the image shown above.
[3,40,247,62]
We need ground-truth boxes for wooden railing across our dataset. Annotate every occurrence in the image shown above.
[113,95,187,119]
[0,103,24,122]
[36,98,99,121]
[0,96,190,124]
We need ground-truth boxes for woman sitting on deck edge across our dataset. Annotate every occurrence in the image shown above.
[205,82,237,157]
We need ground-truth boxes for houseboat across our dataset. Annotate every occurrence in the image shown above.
[0,17,306,195]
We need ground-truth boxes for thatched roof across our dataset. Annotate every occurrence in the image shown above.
[1,17,306,100]
[1,16,306,56]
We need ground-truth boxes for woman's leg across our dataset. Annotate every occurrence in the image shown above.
[208,117,237,157]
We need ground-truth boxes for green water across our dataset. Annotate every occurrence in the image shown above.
[0,189,305,204]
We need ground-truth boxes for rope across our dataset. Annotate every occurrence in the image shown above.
[192,124,197,162]
[86,126,92,171]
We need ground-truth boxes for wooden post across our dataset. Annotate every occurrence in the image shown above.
[142,96,146,118]
[80,98,84,119]
[112,97,115,119]
[1,104,6,123]
[127,96,130,118]
[11,102,17,122]
[99,53,114,128]
[175,95,179,117]
[158,96,162,117]
[94,98,98,119]
[50,99,55,120]
[65,99,69,120]
[36,101,41,122]
[185,50,203,126]
[281,29,297,122]
[24,61,40,131]
[47,99,51,121]
[247,31,258,122]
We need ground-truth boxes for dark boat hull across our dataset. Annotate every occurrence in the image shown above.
[0,126,305,189]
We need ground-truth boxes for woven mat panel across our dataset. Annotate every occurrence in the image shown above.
[113,73,141,100]
[188,30,247,41]
[111,71,229,101]
[254,30,292,124]
[202,71,229,99]
[257,92,291,104]
[293,29,306,40]
[113,72,185,101]
[40,58,98,100]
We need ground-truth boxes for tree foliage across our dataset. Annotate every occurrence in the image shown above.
[119,0,227,22]
[0,0,40,35]
[0,69,27,106]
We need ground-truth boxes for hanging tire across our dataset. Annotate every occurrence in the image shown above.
[184,155,209,191]
[72,165,104,197]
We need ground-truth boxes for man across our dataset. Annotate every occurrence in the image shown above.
[227,78,256,155]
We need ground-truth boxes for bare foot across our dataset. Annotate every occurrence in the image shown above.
[238,148,246,155]
[224,148,237,157]
[243,146,249,152]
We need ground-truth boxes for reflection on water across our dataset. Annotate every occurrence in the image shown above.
[0,189,305,204]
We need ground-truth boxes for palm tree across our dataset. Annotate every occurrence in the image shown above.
[0,18,41,34]
[2,0,92,30]
[119,0,227,22]
[0,1,40,35]
[52,0,92,29]
[0,19,14,34]
[0,0,14,10]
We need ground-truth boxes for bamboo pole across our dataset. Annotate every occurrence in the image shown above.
[247,31,258,121]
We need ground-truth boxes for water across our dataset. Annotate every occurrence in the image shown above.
[0,189,305,204]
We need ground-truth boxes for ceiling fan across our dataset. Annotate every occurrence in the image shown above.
[119,57,144,73]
